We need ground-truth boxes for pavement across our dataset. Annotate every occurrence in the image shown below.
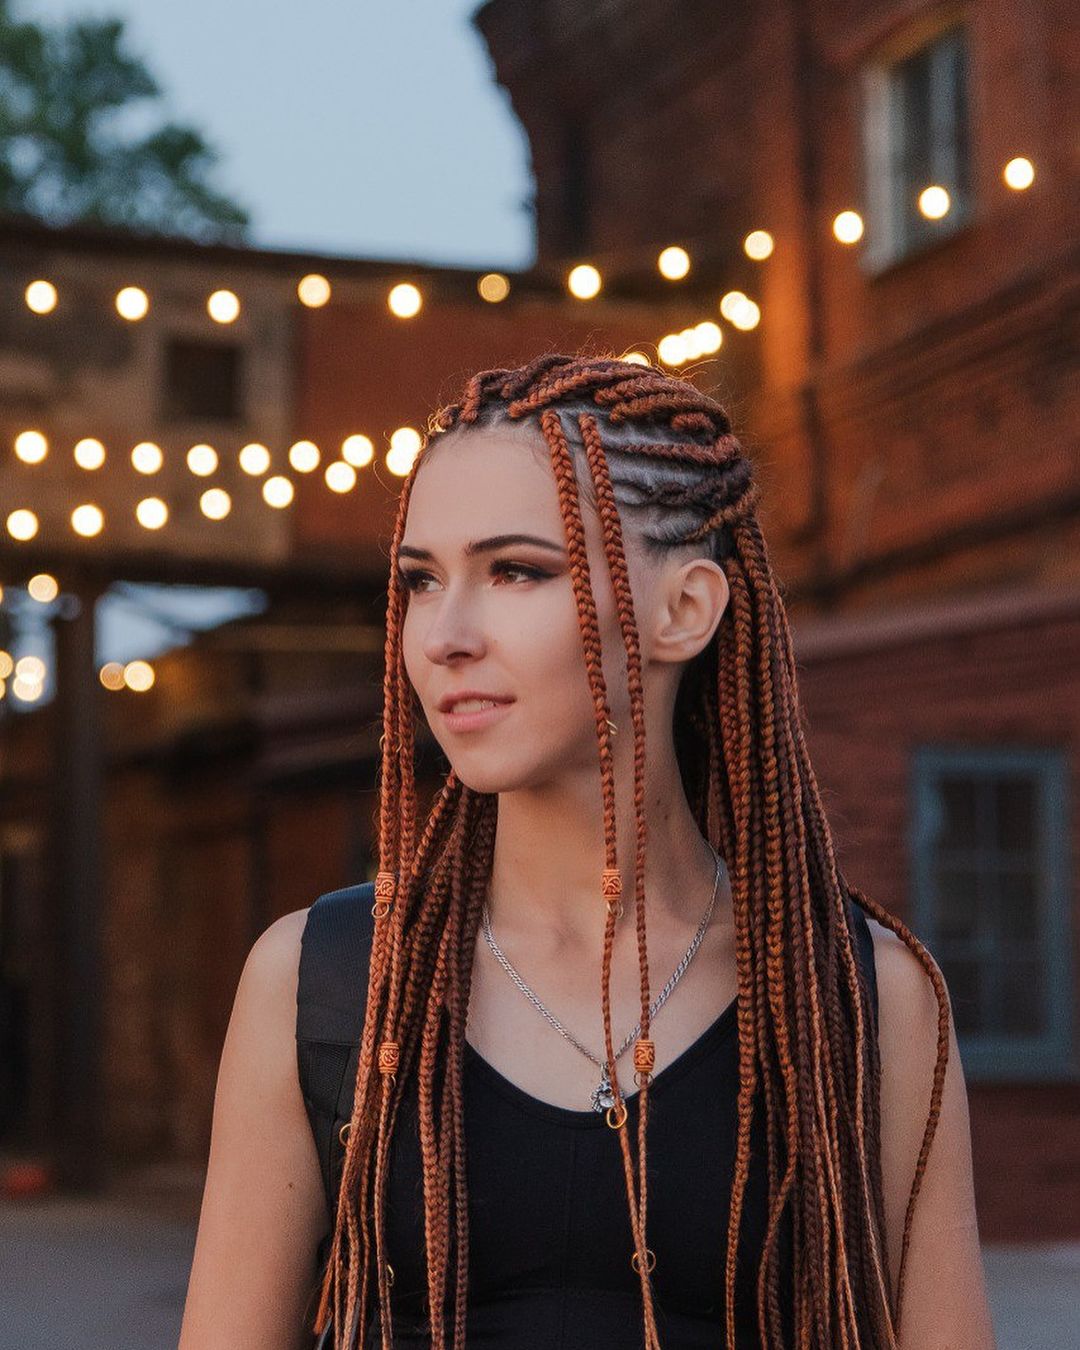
[0,1176,1076,1348]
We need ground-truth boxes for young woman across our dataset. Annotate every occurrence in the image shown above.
[179,354,996,1349]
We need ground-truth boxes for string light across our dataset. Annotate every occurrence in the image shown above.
[99,662,126,691]
[27,574,59,603]
[288,439,320,473]
[16,655,45,683]
[200,488,231,520]
[14,430,48,464]
[342,434,374,467]
[918,185,950,219]
[0,652,12,679]
[115,286,149,320]
[187,444,218,476]
[477,272,510,302]
[297,273,331,307]
[719,291,748,322]
[743,230,774,261]
[694,321,722,353]
[325,461,357,493]
[658,247,691,280]
[25,280,57,314]
[729,297,761,331]
[833,210,864,244]
[262,475,294,508]
[6,510,38,541]
[239,442,271,475]
[388,283,422,318]
[124,660,155,692]
[387,426,422,476]
[132,441,164,474]
[12,675,43,702]
[658,333,688,366]
[621,351,650,366]
[74,437,106,470]
[71,504,105,537]
[135,497,169,530]
[1003,157,1034,190]
[567,264,602,299]
[207,289,240,323]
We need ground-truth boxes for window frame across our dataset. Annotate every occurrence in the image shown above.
[910,744,1074,1081]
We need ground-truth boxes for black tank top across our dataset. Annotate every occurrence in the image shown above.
[296,881,879,1348]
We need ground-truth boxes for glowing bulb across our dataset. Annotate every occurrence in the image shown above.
[744,230,774,261]
[135,497,169,530]
[16,655,46,683]
[387,426,422,476]
[71,504,104,537]
[729,298,761,331]
[297,273,331,307]
[74,437,106,470]
[342,434,374,467]
[14,430,48,464]
[657,333,688,366]
[99,662,126,691]
[621,351,650,366]
[658,246,691,280]
[12,676,43,702]
[388,283,422,318]
[124,660,155,692]
[832,210,864,244]
[679,326,706,359]
[6,510,38,541]
[477,272,510,302]
[200,488,231,520]
[918,185,950,219]
[719,291,748,322]
[1003,157,1035,190]
[325,461,357,493]
[187,444,218,476]
[132,441,163,474]
[115,286,149,320]
[694,321,723,353]
[207,289,240,323]
[25,280,57,314]
[239,442,271,475]
[567,264,602,299]
[27,574,59,603]
[262,475,294,508]
[288,440,320,473]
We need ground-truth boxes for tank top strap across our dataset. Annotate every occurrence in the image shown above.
[296,882,377,1252]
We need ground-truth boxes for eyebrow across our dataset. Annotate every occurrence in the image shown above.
[397,533,566,562]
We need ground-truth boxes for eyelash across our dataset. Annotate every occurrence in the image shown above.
[397,561,552,592]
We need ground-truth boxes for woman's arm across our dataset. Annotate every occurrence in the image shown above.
[179,908,331,1350]
[871,918,998,1349]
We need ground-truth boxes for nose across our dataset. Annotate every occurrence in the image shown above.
[419,587,488,666]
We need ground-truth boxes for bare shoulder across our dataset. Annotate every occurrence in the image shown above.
[178,904,326,1350]
[861,913,996,1346]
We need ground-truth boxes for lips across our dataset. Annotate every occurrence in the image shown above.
[437,691,515,713]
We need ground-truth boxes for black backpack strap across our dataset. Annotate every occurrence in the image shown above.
[296,881,377,1270]
[849,897,880,1028]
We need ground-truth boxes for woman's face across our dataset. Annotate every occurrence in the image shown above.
[397,421,654,796]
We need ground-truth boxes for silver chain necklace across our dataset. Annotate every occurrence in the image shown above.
[479,847,723,1112]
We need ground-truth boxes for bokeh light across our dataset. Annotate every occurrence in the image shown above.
[567,264,602,299]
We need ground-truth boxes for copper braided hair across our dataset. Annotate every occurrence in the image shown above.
[311,353,952,1349]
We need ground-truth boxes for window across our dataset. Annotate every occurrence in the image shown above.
[162,337,243,422]
[911,746,1073,1078]
[862,21,972,268]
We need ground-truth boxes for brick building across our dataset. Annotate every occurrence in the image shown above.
[475,0,1080,1239]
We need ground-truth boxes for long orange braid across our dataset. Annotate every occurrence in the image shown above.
[310,352,951,1349]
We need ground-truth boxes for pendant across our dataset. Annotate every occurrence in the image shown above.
[591,1066,615,1113]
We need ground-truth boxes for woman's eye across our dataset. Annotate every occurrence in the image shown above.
[398,562,548,591]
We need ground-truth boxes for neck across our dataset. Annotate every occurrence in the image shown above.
[485,741,724,957]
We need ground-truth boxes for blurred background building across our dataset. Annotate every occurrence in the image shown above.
[0,0,1076,1259]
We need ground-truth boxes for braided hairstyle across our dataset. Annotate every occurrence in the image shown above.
[311,353,951,1349]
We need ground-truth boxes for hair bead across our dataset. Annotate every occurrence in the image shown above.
[634,1038,655,1075]
[378,1040,399,1075]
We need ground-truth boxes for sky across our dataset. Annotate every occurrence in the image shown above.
[10,0,535,688]
[24,0,534,265]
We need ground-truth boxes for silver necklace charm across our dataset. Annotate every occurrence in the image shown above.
[480,847,724,1111]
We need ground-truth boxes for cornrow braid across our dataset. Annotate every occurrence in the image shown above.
[311,352,951,1349]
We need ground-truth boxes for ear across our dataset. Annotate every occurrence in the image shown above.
[649,556,730,666]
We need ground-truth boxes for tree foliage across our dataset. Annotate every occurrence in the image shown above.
[0,1,249,240]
